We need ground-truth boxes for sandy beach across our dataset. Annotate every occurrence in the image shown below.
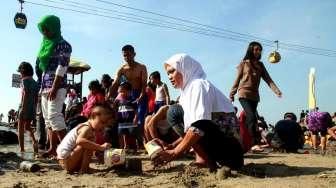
[2,1,335,187]
[1,151,336,188]
[1,126,336,188]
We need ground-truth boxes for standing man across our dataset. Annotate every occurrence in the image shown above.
[108,45,148,144]
[8,109,14,124]
[35,59,47,150]
[100,74,119,147]
[37,15,72,157]
[101,74,113,98]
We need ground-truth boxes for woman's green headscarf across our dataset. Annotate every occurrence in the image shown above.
[37,15,63,72]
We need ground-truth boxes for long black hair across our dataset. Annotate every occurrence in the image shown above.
[17,61,34,76]
[147,81,156,91]
[243,41,263,61]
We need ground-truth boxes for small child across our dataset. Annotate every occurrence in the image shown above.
[114,82,138,150]
[149,71,170,113]
[65,88,78,119]
[146,82,156,115]
[81,80,105,118]
[17,62,39,153]
[81,80,106,145]
[56,103,113,173]
[328,126,336,140]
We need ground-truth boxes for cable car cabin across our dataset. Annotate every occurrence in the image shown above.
[14,12,27,29]
[67,59,90,100]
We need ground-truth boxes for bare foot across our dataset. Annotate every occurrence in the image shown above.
[321,150,326,155]
[251,145,264,152]
[41,151,57,159]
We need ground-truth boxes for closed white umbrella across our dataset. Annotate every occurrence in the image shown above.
[308,67,316,110]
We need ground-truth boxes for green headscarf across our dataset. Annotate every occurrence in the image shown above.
[37,15,63,72]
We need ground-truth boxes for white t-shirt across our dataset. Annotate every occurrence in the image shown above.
[56,124,88,159]
[155,83,167,102]
[179,78,234,132]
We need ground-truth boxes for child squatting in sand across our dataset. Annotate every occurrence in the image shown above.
[56,103,114,173]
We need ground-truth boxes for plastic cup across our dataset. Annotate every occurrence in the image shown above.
[104,148,126,167]
[144,140,163,159]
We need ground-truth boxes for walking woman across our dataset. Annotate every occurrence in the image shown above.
[229,41,282,150]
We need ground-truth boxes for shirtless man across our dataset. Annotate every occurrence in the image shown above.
[108,45,148,144]
[108,45,147,102]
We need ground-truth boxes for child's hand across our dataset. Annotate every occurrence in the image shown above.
[134,96,142,104]
[100,143,112,151]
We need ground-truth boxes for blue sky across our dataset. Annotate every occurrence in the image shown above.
[1,0,335,124]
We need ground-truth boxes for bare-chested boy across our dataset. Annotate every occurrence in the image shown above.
[144,104,184,148]
[108,45,148,142]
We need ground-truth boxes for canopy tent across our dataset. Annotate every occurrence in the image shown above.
[67,58,90,99]
[67,58,91,75]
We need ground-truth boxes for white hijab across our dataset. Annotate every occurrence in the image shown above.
[165,53,206,89]
[165,53,234,132]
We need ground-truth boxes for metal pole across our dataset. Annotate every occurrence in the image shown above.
[18,0,24,12]
[80,73,83,100]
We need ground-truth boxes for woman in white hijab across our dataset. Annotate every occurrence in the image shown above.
[155,54,243,170]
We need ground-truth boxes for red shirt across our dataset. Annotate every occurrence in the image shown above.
[146,87,155,114]
[81,92,105,118]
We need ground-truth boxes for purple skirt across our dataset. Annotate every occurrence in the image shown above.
[307,111,331,132]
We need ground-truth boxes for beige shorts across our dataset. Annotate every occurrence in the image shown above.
[41,88,67,131]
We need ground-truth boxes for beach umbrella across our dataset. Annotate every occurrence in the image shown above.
[308,67,316,110]
[67,58,91,75]
[67,58,90,99]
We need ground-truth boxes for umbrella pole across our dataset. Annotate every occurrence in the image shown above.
[80,72,83,100]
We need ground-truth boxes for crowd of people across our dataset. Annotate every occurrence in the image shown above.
[11,15,336,174]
